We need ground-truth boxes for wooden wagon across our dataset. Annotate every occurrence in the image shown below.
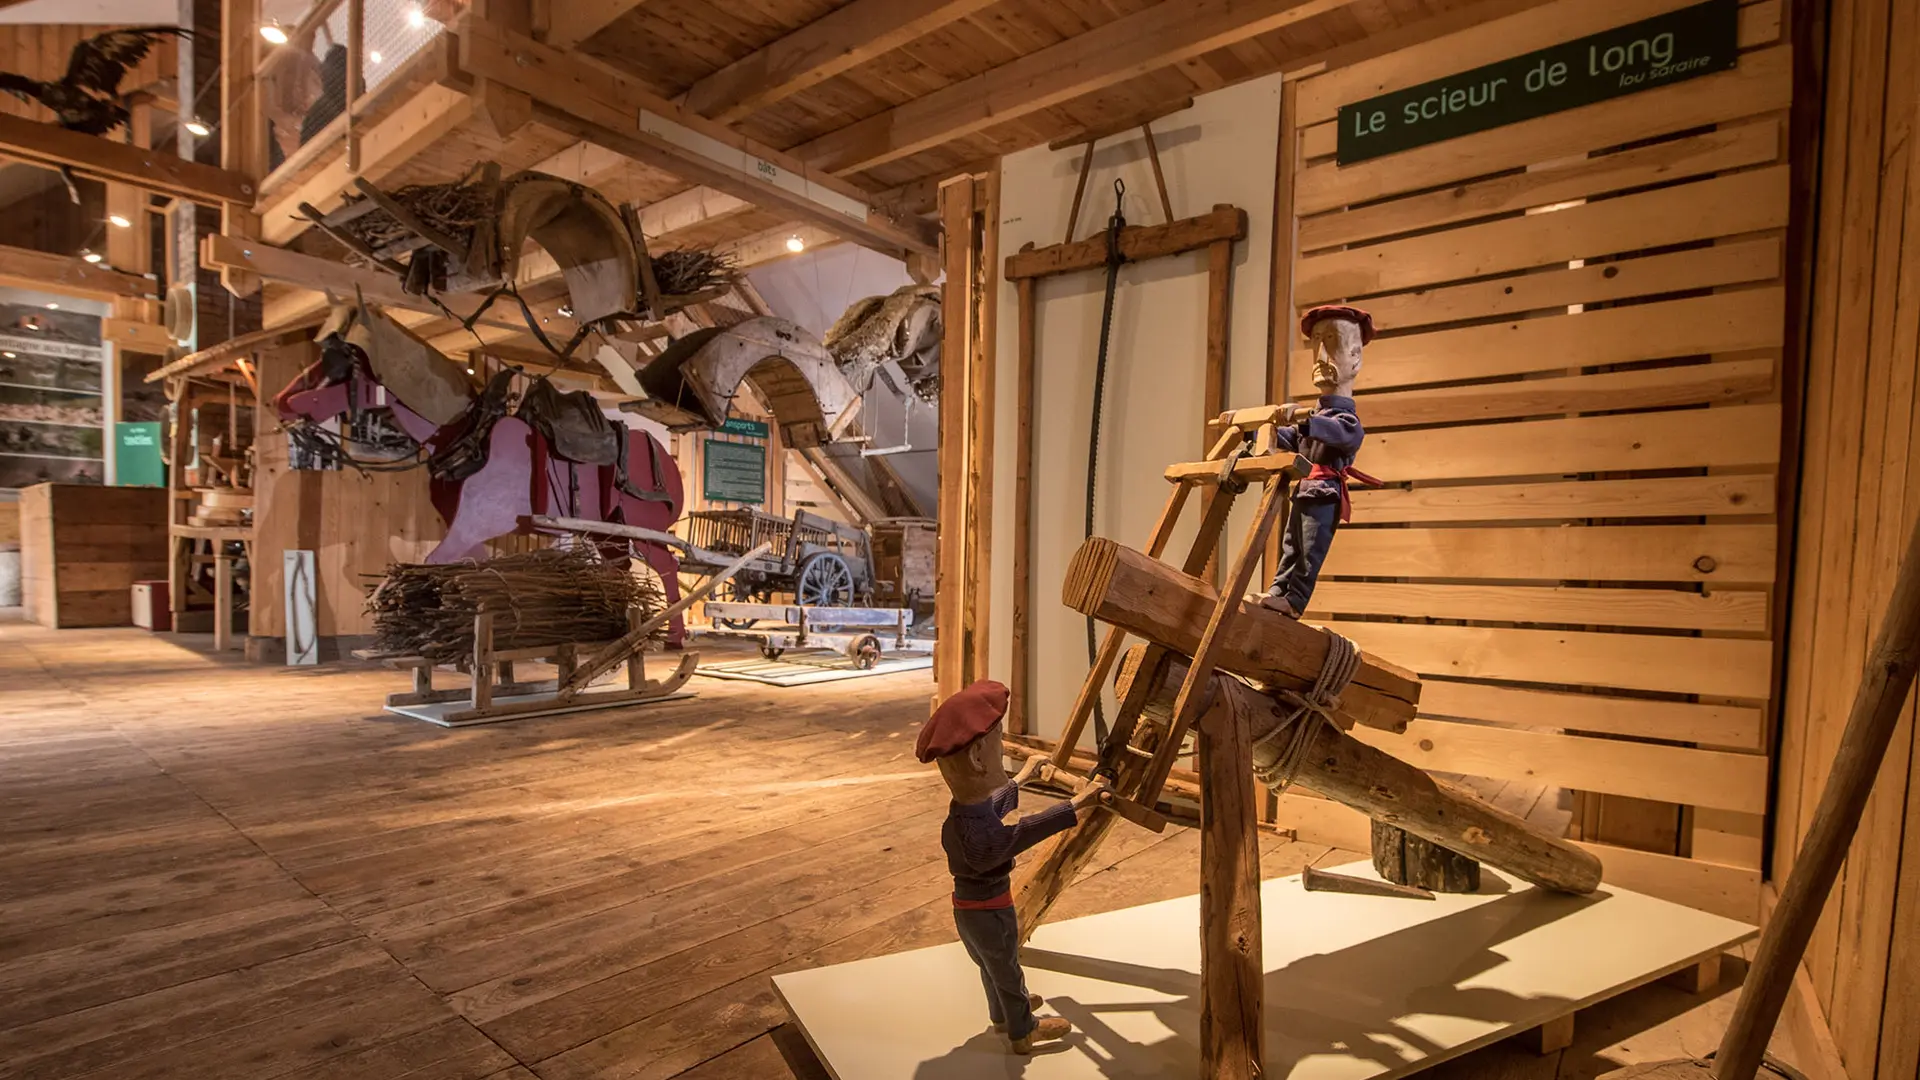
[680,508,875,611]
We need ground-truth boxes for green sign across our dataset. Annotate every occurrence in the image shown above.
[719,416,770,439]
[703,438,766,504]
[115,422,165,487]
[1337,0,1738,165]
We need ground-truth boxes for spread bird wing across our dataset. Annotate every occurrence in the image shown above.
[65,27,190,96]
[0,71,51,107]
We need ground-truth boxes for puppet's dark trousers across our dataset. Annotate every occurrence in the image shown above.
[1271,496,1342,613]
[954,906,1035,1039]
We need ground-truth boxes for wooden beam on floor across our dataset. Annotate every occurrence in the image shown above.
[0,113,253,206]
[0,244,157,300]
[682,0,1000,124]
[792,0,1354,176]
[455,16,937,260]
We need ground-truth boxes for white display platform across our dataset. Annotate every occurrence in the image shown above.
[695,653,933,686]
[774,861,1755,1080]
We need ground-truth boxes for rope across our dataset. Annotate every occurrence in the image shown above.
[1251,628,1361,793]
[1085,178,1127,751]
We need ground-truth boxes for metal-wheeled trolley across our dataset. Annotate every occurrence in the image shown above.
[693,602,934,668]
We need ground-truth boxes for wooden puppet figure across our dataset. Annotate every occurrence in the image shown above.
[917,681,1108,1053]
[1261,305,1381,619]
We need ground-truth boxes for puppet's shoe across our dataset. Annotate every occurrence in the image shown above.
[1011,1017,1072,1054]
[991,994,1047,1031]
[1259,592,1299,618]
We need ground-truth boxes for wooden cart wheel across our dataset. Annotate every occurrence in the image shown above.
[715,579,761,629]
[796,552,855,607]
[759,643,786,661]
[848,634,881,670]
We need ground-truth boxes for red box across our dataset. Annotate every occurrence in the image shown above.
[131,581,170,631]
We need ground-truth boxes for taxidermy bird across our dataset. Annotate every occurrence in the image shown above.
[0,26,191,203]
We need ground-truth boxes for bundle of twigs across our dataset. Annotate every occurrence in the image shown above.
[365,547,667,665]
[339,179,492,256]
[652,248,737,296]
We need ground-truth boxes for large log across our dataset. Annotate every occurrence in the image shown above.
[1217,671,1602,894]
[1199,684,1263,1080]
[1063,536,1419,733]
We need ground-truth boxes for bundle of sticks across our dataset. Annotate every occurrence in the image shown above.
[365,547,666,665]
[651,248,737,296]
[339,178,492,256]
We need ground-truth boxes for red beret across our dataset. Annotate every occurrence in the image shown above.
[916,680,1009,762]
[1300,304,1375,345]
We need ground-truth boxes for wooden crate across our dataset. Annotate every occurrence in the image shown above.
[19,484,169,628]
[872,517,937,608]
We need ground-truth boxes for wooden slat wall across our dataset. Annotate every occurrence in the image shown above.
[1770,0,1920,1074]
[1274,0,1791,921]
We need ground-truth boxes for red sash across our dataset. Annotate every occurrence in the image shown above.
[953,891,1014,910]
[1308,462,1384,523]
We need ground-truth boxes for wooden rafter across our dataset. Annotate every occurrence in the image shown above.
[454,16,937,259]
[145,315,330,383]
[538,0,649,51]
[0,244,157,301]
[793,0,1353,176]
[0,113,253,206]
[682,0,1000,124]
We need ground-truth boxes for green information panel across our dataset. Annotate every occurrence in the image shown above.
[1337,0,1738,164]
[703,439,766,504]
[115,422,165,488]
[719,416,771,439]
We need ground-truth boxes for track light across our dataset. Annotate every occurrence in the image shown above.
[81,250,101,263]
[260,21,289,44]
[785,234,806,253]
[108,213,131,229]
[183,117,211,137]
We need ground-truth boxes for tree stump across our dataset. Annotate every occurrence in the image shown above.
[1372,820,1482,893]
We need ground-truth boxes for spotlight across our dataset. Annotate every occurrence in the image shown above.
[183,117,211,137]
[45,302,59,310]
[785,234,806,253]
[556,304,574,318]
[260,21,289,44]
[81,250,101,263]
[466,366,475,375]
[368,50,383,63]
[108,213,131,229]
[2,352,14,358]
[406,5,427,28]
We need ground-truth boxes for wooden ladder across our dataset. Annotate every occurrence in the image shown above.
[1013,404,1307,936]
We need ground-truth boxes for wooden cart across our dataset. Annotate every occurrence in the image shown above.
[680,508,876,614]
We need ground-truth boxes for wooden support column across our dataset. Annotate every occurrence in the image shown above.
[213,552,234,651]
[1265,80,1299,583]
[964,166,999,703]
[1200,687,1264,1080]
[221,0,264,297]
[935,174,984,700]
[106,105,156,323]
[1011,272,1037,734]
[472,0,535,139]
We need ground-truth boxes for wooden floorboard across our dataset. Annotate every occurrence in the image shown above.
[0,618,1759,1079]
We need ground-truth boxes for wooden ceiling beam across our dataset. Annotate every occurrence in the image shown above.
[527,141,757,241]
[682,0,1000,124]
[0,112,254,206]
[793,0,1354,176]
[714,222,841,269]
[538,0,651,51]
[456,15,937,260]
[0,244,157,301]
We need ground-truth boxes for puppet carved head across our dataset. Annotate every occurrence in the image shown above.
[1301,305,1374,394]
[916,680,1012,804]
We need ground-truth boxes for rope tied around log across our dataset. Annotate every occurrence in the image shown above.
[1251,628,1360,792]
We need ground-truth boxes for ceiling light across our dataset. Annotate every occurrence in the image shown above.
[45,303,59,310]
[368,50,383,63]
[108,213,131,228]
[81,250,101,263]
[183,117,211,137]
[260,21,289,44]
[406,5,427,29]
[466,366,475,375]
[557,304,574,318]
[3,352,14,359]
[785,234,806,253]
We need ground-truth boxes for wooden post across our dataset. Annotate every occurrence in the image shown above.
[1372,820,1481,893]
[1199,688,1263,1080]
[472,610,495,712]
[963,165,999,689]
[221,0,264,297]
[1265,81,1299,584]
[934,175,975,700]
[1011,271,1036,735]
[213,553,233,651]
[625,606,645,690]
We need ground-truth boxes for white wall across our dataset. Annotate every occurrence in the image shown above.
[987,74,1283,742]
